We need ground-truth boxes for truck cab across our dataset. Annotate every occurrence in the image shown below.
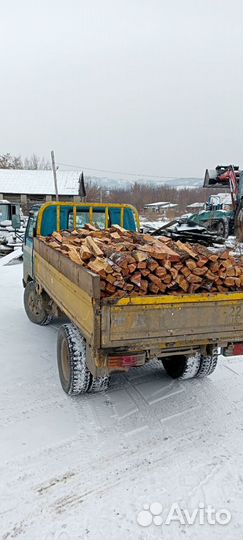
[23,201,140,286]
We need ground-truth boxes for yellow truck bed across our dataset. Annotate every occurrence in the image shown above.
[101,293,243,350]
[34,239,243,367]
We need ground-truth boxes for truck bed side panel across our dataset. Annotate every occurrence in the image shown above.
[34,253,97,344]
[101,295,243,348]
[34,238,100,299]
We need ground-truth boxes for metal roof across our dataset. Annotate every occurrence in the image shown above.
[187,202,204,208]
[161,203,178,208]
[0,169,80,195]
[144,201,178,208]
[144,201,168,207]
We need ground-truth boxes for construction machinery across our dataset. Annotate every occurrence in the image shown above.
[189,165,243,240]
[0,200,25,255]
[0,200,21,226]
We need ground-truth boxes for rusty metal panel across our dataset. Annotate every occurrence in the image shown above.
[101,299,243,347]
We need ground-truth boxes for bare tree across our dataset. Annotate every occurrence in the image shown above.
[39,156,51,170]
[0,153,23,169]
[24,153,51,170]
[84,181,222,216]
[0,152,51,169]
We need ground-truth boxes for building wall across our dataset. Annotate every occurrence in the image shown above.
[1,193,78,214]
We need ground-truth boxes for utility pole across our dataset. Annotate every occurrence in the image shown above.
[78,171,86,202]
[51,150,59,201]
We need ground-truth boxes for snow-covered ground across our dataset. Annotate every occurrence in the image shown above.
[0,263,242,540]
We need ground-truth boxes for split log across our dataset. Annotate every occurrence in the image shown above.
[133,250,148,263]
[79,245,92,261]
[85,236,103,257]
[147,258,159,272]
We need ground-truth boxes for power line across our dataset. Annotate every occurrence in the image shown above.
[57,161,199,181]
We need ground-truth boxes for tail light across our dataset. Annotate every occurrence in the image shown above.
[108,353,145,370]
[222,343,243,356]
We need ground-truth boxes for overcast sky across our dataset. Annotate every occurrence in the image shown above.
[0,0,242,178]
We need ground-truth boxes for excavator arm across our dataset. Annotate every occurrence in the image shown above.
[235,199,243,242]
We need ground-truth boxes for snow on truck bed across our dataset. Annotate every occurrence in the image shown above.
[0,263,242,540]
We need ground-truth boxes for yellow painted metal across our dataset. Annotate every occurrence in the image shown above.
[102,295,243,347]
[157,338,216,349]
[89,206,93,225]
[116,292,243,306]
[35,253,94,340]
[36,201,140,235]
[73,205,77,229]
[105,206,109,228]
[121,206,124,227]
[56,205,61,232]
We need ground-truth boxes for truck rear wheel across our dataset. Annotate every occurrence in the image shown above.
[162,349,218,380]
[24,281,52,325]
[196,348,218,377]
[89,375,110,393]
[162,354,201,380]
[57,323,110,395]
[57,324,91,395]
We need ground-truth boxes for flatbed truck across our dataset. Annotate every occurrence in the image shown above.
[23,202,243,394]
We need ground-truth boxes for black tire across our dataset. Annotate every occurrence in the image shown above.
[57,323,91,395]
[57,323,110,395]
[215,218,229,239]
[24,281,52,325]
[162,354,201,380]
[196,348,218,378]
[88,375,110,393]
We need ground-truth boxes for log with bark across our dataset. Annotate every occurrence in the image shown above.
[40,226,243,299]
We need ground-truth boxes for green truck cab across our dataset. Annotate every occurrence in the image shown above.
[23,201,140,286]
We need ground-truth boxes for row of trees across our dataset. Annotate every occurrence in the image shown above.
[0,153,51,170]
[85,180,218,214]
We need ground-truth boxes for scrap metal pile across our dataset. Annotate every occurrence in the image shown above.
[40,225,243,299]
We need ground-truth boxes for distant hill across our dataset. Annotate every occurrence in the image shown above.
[86,175,203,190]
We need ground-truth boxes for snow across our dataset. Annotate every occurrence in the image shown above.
[162,203,178,208]
[0,219,12,227]
[210,193,232,205]
[140,217,169,232]
[144,202,178,210]
[0,247,22,266]
[187,202,204,208]
[0,169,203,196]
[0,169,80,195]
[144,201,169,207]
[0,263,242,540]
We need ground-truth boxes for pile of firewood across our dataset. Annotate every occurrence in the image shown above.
[39,225,243,299]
